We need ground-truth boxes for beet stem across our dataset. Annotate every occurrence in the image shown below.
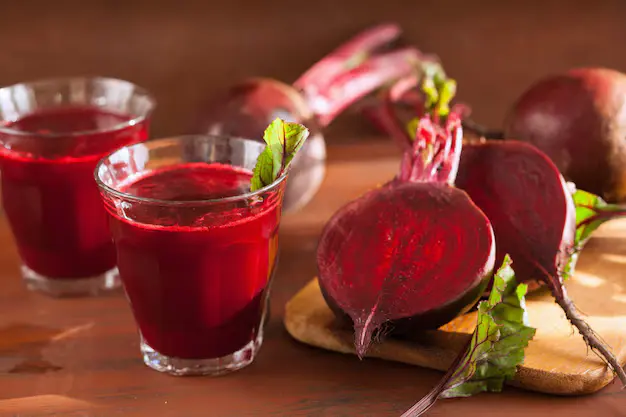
[459,118,505,140]
[576,207,626,230]
[310,48,421,127]
[362,96,505,141]
[293,23,402,91]
[552,284,626,386]
[398,113,462,184]
[401,339,469,417]
[400,380,444,417]
[525,249,626,386]
[361,100,413,152]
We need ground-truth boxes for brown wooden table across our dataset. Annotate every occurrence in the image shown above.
[1,142,625,417]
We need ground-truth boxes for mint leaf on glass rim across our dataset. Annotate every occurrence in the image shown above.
[250,118,310,192]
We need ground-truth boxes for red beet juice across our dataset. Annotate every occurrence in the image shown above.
[106,163,281,360]
[0,106,149,278]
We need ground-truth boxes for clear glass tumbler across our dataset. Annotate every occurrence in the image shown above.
[95,135,286,376]
[0,77,155,297]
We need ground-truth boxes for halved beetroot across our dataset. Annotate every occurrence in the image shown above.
[316,114,495,358]
[455,140,626,385]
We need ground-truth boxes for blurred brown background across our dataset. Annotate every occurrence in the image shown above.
[1,0,625,142]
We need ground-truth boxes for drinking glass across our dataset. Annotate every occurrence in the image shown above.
[0,77,155,297]
[95,135,285,376]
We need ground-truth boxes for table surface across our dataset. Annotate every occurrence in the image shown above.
[1,142,625,417]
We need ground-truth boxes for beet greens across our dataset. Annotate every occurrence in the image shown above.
[402,256,535,417]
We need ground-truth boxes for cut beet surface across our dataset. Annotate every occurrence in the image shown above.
[318,182,495,339]
[316,113,496,358]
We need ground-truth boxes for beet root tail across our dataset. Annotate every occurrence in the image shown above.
[354,325,375,359]
[353,305,384,359]
[554,286,626,387]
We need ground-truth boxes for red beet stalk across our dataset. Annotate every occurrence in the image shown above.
[294,23,402,92]
[302,47,422,127]
[292,23,426,127]
[317,109,495,358]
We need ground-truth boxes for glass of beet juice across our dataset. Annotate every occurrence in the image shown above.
[95,135,286,376]
[0,77,155,297]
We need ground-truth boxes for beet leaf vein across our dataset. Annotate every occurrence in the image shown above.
[250,118,310,191]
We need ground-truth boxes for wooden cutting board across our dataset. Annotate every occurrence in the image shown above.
[283,159,626,396]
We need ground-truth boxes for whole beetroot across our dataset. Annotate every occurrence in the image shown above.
[192,24,424,212]
[504,68,626,203]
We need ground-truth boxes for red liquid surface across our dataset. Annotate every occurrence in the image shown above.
[0,106,149,278]
[108,163,281,359]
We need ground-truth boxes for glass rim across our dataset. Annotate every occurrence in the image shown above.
[0,76,156,138]
[94,134,288,206]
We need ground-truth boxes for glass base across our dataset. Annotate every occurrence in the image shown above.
[21,264,121,297]
[141,332,263,376]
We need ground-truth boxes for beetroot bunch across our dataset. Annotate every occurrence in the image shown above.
[350,64,626,386]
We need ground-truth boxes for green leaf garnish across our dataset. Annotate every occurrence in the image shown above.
[402,255,536,417]
[250,118,310,192]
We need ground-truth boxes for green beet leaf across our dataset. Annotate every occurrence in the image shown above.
[561,186,626,282]
[571,188,626,247]
[401,255,536,417]
[250,118,310,192]
[441,255,535,398]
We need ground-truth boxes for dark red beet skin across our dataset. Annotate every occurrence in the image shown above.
[317,173,495,357]
[456,141,575,290]
[504,68,626,203]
